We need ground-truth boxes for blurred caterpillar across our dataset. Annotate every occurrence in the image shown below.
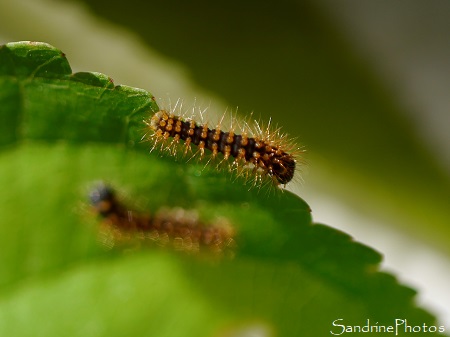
[89,183,235,255]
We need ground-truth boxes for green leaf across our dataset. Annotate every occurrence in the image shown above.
[0,42,443,336]
[0,41,157,146]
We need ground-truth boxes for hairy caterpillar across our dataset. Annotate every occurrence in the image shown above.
[89,183,236,255]
[143,100,303,188]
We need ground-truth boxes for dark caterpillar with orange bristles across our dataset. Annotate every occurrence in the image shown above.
[143,101,304,188]
[89,183,235,255]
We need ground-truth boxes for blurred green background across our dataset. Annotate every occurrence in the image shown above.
[1,0,449,328]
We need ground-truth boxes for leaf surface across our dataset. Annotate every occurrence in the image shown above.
[0,41,442,336]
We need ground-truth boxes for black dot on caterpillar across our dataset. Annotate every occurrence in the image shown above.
[89,183,236,256]
[142,100,304,189]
